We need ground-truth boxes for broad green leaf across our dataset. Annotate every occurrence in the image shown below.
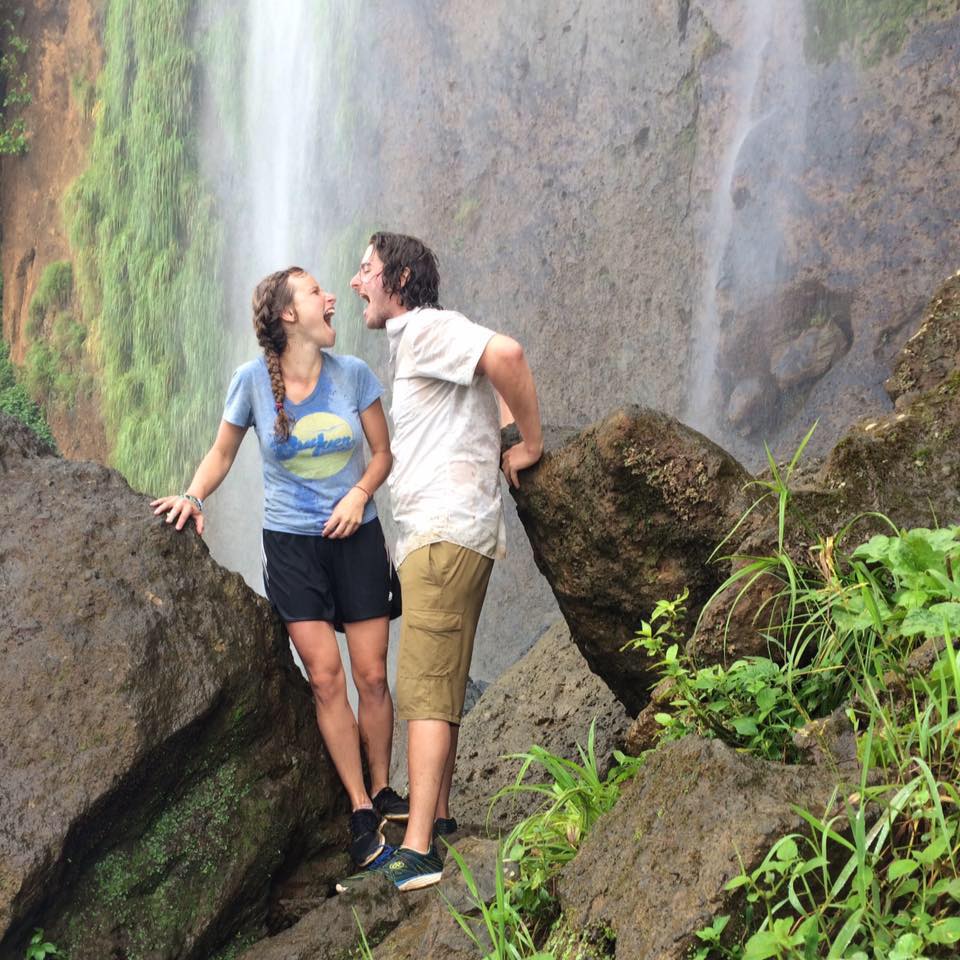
[927,917,960,945]
[887,858,919,881]
[756,688,778,713]
[888,932,924,959]
[731,716,759,737]
[851,534,894,564]
[775,837,799,861]
[742,930,782,960]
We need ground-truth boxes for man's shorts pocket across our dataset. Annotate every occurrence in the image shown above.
[400,608,463,679]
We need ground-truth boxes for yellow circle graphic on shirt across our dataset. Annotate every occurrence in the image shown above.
[278,412,354,480]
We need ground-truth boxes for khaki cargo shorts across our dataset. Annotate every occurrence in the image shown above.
[396,541,494,724]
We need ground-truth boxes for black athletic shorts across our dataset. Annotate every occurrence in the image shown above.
[261,517,401,629]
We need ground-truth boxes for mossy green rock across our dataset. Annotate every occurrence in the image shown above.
[0,414,342,960]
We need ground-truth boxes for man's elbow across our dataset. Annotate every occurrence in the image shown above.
[481,335,527,379]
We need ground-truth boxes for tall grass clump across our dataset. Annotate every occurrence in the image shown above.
[0,337,56,448]
[65,0,225,493]
[622,429,960,956]
[483,722,643,938]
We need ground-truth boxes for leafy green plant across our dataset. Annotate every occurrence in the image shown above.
[0,5,30,155]
[0,337,56,447]
[695,638,960,959]
[443,845,553,960]
[488,722,643,928]
[620,587,689,655]
[65,0,226,493]
[833,527,960,641]
[24,929,59,960]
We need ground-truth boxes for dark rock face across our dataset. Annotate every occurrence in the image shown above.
[556,736,839,960]
[450,621,631,831]
[238,837,499,960]
[511,409,753,714]
[0,412,342,960]
[513,272,960,710]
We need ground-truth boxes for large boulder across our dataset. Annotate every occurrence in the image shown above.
[512,272,960,710]
[555,736,840,960]
[510,410,753,714]
[0,412,343,960]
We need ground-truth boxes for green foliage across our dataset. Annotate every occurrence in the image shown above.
[21,261,90,409]
[804,0,947,65]
[0,5,30,155]
[24,930,59,960]
[834,527,960,640]
[0,337,56,447]
[65,0,226,493]
[630,428,960,956]
[707,638,960,959]
[443,847,553,960]
[620,587,689,655]
[489,722,643,932]
[27,261,73,335]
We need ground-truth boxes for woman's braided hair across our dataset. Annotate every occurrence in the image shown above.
[252,266,305,443]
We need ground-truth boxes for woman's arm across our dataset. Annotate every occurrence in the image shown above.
[322,399,393,539]
[150,420,248,534]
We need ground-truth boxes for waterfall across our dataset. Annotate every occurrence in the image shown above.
[199,1,369,591]
[685,1,811,449]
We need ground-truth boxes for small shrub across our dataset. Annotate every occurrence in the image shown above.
[24,928,59,960]
[0,7,30,156]
[0,338,56,447]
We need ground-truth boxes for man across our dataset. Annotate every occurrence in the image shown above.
[342,231,543,891]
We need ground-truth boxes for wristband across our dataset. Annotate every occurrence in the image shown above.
[353,483,372,501]
[180,493,203,512]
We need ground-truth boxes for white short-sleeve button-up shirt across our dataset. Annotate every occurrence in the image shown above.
[386,307,507,567]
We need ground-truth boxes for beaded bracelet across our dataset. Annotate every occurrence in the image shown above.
[180,493,204,512]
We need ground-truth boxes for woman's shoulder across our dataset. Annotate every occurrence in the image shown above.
[232,356,267,380]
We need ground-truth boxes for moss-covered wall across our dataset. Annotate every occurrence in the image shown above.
[804,0,955,63]
[65,0,226,494]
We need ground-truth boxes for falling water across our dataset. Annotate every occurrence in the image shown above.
[685,1,810,449]
[199,1,368,592]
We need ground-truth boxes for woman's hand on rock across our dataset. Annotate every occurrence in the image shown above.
[150,495,204,535]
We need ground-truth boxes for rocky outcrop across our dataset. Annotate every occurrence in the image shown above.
[0,412,342,960]
[450,621,631,831]
[513,271,960,713]
[510,410,753,714]
[238,837,500,960]
[555,736,839,960]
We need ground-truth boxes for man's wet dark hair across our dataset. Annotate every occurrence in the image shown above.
[370,232,441,310]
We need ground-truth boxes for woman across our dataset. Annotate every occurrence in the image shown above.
[151,266,406,868]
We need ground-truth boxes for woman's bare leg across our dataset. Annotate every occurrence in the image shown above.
[343,616,393,797]
[287,619,370,810]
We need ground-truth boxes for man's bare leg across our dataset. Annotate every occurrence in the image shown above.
[403,718,451,852]
[434,724,459,820]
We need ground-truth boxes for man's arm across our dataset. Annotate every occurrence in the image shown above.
[476,334,543,488]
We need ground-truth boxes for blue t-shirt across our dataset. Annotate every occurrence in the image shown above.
[223,353,383,535]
